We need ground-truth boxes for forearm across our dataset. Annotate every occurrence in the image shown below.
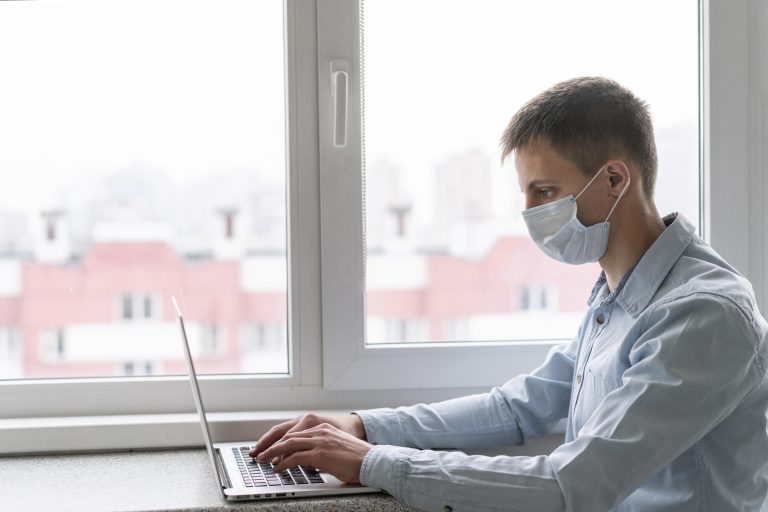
[354,341,576,450]
[359,445,566,512]
[354,389,524,450]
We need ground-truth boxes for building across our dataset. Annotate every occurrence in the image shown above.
[0,229,598,379]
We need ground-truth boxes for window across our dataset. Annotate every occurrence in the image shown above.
[0,0,766,455]
[121,295,134,321]
[241,322,288,373]
[119,293,162,322]
[520,285,557,312]
[143,295,153,320]
[0,328,20,357]
[0,0,288,380]
[118,293,159,322]
[360,0,699,347]
[199,324,223,356]
[39,328,67,363]
[0,328,22,379]
[319,0,705,389]
[121,360,155,377]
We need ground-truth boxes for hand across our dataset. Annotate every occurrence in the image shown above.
[255,422,373,484]
[250,413,366,460]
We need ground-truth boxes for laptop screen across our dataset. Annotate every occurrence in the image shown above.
[172,296,227,494]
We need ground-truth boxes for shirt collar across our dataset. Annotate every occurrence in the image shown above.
[586,213,696,317]
[587,261,637,307]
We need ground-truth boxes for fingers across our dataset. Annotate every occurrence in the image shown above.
[281,422,331,437]
[250,416,337,459]
[249,418,299,457]
[283,412,323,436]
[284,421,318,435]
[271,450,317,474]
[251,414,329,457]
[256,423,370,484]
[257,437,317,464]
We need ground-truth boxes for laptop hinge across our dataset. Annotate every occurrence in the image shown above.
[214,448,232,489]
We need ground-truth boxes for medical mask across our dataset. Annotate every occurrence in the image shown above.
[521,165,629,265]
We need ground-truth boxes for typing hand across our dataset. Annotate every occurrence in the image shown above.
[250,412,366,458]
[254,422,372,484]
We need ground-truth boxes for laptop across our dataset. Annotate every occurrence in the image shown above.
[172,296,380,501]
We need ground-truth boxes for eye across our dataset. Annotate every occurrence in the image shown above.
[539,188,555,200]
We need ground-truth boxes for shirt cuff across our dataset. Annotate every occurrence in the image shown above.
[358,444,418,496]
[352,408,404,446]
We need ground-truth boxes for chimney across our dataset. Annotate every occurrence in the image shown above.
[223,210,236,239]
[384,200,413,253]
[213,207,245,260]
[35,210,71,264]
[388,203,412,239]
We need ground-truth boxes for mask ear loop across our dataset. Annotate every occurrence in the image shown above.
[604,174,630,222]
[575,165,607,201]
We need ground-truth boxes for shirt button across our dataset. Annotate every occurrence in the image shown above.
[576,374,583,385]
[443,506,453,512]
[596,313,605,324]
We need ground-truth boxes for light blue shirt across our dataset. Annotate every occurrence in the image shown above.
[355,214,768,511]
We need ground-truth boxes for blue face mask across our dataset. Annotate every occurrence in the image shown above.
[521,165,629,265]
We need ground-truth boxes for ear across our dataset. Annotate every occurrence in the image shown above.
[604,160,631,197]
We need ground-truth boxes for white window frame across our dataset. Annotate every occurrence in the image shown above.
[0,0,469,431]
[701,0,767,311]
[318,0,768,390]
[0,0,765,454]
[317,0,559,391]
[0,0,311,422]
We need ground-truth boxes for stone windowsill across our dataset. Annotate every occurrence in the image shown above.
[0,448,419,512]
[0,434,564,511]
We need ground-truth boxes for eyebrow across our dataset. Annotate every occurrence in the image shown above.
[523,180,559,192]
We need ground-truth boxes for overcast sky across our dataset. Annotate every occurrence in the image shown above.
[363,0,699,227]
[0,0,698,227]
[0,0,285,213]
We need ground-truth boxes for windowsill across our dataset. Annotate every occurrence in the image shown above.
[0,409,564,511]
[0,447,419,512]
[0,433,564,512]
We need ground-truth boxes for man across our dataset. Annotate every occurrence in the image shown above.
[251,77,768,511]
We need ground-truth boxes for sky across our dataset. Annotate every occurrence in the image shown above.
[0,0,285,212]
[362,0,700,228]
[0,0,699,229]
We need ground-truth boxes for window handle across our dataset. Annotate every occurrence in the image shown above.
[330,59,349,147]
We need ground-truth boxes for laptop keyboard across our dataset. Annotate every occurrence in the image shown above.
[232,447,325,487]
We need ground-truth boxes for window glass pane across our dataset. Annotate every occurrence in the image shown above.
[0,0,288,378]
[362,0,698,344]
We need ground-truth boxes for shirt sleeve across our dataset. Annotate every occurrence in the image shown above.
[354,334,579,452]
[359,445,566,512]
[358,293,764,512]
[548,292,764,510]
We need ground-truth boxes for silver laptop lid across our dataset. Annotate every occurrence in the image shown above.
[172,296,229,496]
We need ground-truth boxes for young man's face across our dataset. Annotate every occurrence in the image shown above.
[515,142,608,227]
